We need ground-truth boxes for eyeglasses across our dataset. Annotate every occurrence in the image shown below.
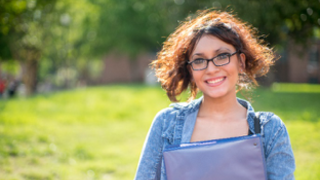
[188,51,238,71]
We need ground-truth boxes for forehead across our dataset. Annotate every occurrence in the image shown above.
[191,35,235,56]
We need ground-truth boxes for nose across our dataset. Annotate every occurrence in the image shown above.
[206,60,219,72]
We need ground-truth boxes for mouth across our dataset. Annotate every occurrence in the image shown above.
[205,77,226,86]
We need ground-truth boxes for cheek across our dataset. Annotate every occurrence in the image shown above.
[191,71,202,82]
[223,65,240,83]
[227,61,240,74]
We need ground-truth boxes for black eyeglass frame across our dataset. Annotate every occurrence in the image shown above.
[187,50,239,71]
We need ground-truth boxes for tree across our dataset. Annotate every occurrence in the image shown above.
[0,0,99,95]
[0,0,58,95]
[217,0,320,49]
[92,0,320,55]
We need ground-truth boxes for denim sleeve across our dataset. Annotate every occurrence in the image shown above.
[134,109,168,180]
[264,114,295,180]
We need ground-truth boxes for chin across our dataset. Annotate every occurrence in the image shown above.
[203,90,229,99]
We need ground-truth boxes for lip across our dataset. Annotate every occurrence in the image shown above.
[205,76,226,87]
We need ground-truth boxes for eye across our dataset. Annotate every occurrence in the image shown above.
[216,53,230,60]
[193,58,206,65]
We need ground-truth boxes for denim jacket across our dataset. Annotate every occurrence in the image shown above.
[135,97,295,180]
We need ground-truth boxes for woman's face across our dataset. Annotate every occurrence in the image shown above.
[189,35,245,100]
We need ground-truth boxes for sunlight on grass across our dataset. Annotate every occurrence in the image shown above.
[0,83,319,179]
[272,83,320,93]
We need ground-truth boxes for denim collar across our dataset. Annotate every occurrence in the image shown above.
[170,96,257,143]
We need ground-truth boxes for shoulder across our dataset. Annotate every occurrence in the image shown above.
[156,97,202,119]
[169,97,202,113]
[259,112,286,135]
[150,107,175,130]
[152,99,197,126]
[259,112,285,130]
[150,105,183,132]
[152,105,183,123]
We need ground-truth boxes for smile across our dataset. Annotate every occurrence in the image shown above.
[205,77,226,86]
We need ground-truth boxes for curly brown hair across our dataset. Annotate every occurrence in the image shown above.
[152,10,277,102]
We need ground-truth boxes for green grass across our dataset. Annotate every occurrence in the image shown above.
[0,83,319,180]
[271,82,320,93]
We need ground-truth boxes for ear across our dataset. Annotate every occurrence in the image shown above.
[239,53,246,71]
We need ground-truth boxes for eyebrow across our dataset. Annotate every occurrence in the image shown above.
[191,47,232,59]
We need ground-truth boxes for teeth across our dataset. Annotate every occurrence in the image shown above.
[207,78,224,84]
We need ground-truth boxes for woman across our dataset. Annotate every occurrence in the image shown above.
[135,10,295,180]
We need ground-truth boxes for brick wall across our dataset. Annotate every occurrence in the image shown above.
[98,53,156,84]
[286,40,320,83]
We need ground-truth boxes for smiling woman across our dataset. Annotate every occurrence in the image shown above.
[135,10,295,180]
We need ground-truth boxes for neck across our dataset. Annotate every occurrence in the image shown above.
[198,92,245,119]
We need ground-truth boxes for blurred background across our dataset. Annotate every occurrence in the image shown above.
[0,0,319,180]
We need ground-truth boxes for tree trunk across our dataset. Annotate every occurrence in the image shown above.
[23,59,38,96]
[20,48,40,96]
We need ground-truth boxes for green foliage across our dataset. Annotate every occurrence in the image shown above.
[92,0,320,57]
[92,0,173,57]
[0,0,58,57]
[0,59,20,74]
[0,0,101,93]
[0,83,319,179]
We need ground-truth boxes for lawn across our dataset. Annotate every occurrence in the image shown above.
[0,83,319,180]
